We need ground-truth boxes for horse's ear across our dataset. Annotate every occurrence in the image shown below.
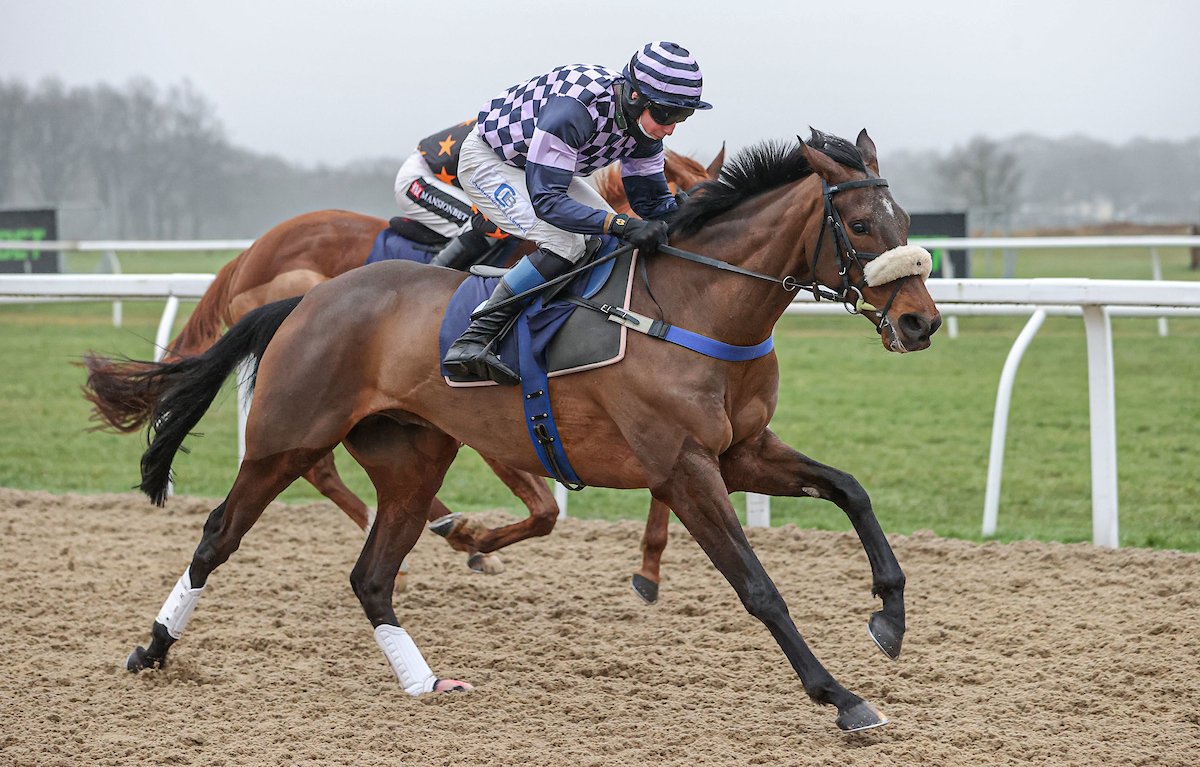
[856,129,880,175]
[706,142,726,179]
[799,131,844,182]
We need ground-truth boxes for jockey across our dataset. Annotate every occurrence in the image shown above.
[442,41,713,385]
[392,119,510,269]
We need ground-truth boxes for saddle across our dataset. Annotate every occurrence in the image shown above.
[438,236,635,387]
[437,236,634,488]
[365,218,515,268]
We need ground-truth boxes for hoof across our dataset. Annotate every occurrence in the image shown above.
[126,645,163,673]
[630,574,659,605]
[868,611,903,660]
[434,678,474,693]
[467,552,504,574]
[428,513,462,538]
[836,700,888,732]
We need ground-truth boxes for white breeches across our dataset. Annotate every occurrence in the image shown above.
[457,130,613,262]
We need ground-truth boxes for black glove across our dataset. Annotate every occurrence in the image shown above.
[608,213,669,253]
[660,191,690,227]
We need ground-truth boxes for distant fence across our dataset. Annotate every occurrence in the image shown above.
[3,235,1200,548]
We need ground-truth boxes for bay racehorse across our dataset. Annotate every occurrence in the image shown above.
[118,129,939,731]
[84,149,722,588]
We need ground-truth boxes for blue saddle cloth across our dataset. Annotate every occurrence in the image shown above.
[437,236,621,383]
[365,227,519,267]
[364,227,441,265]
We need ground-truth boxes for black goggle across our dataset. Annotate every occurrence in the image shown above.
[644,101,694,125]
[627,62,695,125]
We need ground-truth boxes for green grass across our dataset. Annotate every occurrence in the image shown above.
[962,245,1198,281]
[2,247,1198,551]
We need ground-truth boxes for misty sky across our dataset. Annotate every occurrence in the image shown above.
[2,0,1197,167]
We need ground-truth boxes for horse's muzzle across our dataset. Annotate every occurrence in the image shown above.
[890,311,941,352]
[902,309,936,350]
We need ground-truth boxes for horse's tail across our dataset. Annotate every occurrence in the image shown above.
[83,355,173,434]
[165,252,242,359]
[133,296,303,506]
[82,253,244,433]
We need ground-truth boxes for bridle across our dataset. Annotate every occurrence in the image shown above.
[656,175,908,341]
[810,177,908,341]
[476,173,913,348]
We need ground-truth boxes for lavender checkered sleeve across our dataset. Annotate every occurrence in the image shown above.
[477,64,647,175]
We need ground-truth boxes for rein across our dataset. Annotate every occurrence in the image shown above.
[471,244,634,320]
[649,177,905,338]
[473,174,908,348]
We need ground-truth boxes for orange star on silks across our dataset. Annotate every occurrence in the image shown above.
[437,133,457,156]
[434,167,456,185]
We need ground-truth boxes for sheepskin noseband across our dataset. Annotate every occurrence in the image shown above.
[862,245,932,286]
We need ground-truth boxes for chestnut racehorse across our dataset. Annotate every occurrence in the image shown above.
[85,149,722,590]
[117,129,940,731]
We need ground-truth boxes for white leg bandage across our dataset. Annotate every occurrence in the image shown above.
[155,568,206,639]
[374,624,437,696]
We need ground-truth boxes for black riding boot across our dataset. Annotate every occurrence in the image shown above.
[442,248,574,385]
[430,228,493,270]
[442,280,523,384]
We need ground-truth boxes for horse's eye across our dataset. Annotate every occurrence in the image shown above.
[851,221,869,235]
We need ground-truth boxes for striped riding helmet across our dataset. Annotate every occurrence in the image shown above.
[623,42,713,116]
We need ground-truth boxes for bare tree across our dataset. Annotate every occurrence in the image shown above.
[936,135,1023,213]
[159,81,230,237]
[0,80,30,206]
[20,78,94,205]
[84,83,137,236]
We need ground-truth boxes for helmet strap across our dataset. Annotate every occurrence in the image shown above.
[613,82,652,141]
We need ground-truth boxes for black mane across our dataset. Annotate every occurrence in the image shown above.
[670,128,866,237]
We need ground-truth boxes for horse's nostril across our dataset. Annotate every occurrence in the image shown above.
[899,313,928,339]
[898,313,941,344]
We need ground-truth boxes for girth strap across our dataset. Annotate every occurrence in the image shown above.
[568,297,774,362]
[516,312,585,490]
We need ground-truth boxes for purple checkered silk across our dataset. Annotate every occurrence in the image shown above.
[476,64,640,175]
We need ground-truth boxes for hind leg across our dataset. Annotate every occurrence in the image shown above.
[303,452,371,530]
[305,445,508,579]
[127,447,327,672]
[304,450,423,592]
[343,416,471,694]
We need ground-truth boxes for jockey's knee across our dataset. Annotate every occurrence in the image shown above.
[531,228,587,263]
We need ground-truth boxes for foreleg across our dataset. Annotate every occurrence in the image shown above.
[721,429,906,659]
[630,498,671,604]
[343,417,471,695]
[427,456,558,573]
[656,439,886,732]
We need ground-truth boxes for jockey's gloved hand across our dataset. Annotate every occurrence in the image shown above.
[660,191,690,227]
[608,214,669,254]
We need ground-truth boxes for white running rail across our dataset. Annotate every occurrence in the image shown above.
[3,235,1199,547]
